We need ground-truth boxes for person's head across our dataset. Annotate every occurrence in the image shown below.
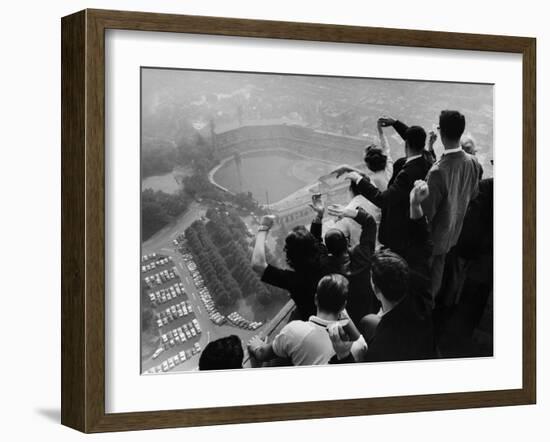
[364,144,388,172]
[315,273,349,316]
[324,228,349,257]
[439,110,466,146]
[460,134,477,155]
[404,126,427,155]
[370,250,409,304]
[284,226,320,272]
[199,335,244,370]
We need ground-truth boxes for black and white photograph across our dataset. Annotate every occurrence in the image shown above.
[140,68,494,374]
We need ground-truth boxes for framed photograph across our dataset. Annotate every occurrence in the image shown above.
[61,9,536,433]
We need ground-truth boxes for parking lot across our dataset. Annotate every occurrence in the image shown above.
[141,253,204,374]
[140,204,269,374]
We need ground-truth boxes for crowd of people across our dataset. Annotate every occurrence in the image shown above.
[198,110,493,371]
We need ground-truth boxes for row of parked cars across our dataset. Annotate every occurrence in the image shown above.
[173,233,186,247]
[145,342,203,374]
[141,252,158,263]
[177,245,228,326]
[147,281,186,306]
[160,319,202,350]
[156,300,193,328]
[144,267,178,289]
[227,312,263,331]
[199,289,226,325]
[141,256,173,274]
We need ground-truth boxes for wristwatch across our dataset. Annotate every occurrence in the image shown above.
[258,225,271,232]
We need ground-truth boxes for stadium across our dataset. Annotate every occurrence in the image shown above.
[210,122,372,230]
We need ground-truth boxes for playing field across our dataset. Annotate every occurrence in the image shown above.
[212,150,335,204]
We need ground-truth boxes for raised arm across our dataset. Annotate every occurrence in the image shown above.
[344,167,413,209]
[328,205,376,253]
[251,215,275,275]
[247,336,276,363]
[376,118,391,156]
[426,130,437,163]
[408,181,434,311]
[409,181,433,261]
[354,208,377,253]
[420,169,444,222]
[378,115,408,144]
[308,193,325,243]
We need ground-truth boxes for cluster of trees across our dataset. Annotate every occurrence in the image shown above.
[205,209,267,304]
[185,220,243,314]
[182,174,225,201]
[177,132,217,173]
[185,208,286,316]
[141,147,178,179]
[142,125,267,240]
[142,189,191,241]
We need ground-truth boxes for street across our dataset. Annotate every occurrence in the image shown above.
[141,202,263,373]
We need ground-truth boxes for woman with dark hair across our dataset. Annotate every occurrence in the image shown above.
[324,120,393,245]
[199,335,244,371]
[364,144,387,171]
[252,214,324,320]
[365,118,394,190]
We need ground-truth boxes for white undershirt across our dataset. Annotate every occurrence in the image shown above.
[440,146,463,156]
[405,154,422,163]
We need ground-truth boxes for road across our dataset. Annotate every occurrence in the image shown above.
[141,201,263,373]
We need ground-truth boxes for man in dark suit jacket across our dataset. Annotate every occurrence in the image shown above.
[334,117,432,258]
[328,181,435,364]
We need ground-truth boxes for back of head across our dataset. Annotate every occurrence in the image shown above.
[324,228,348,256]
[364,144,388,172]
[460,134,477,155]
[405,125,427,153]
[371,250,409,303]
[315,273,349,314]
[284,225,320,272]
[439,110,466,142]
[199,335,243,370]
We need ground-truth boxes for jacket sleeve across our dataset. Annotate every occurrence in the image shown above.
[421,168,444,222]
[408,217,433,271]
[392,120,409,141]
[310,219,323,242]
[353,208,377,254]
[356,166,413,209]
[310,219,328,258]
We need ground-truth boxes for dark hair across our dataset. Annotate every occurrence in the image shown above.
[199,335,244,370]
[364,144,387,172]
[284,226,321,272]
[439,110,466,141]
[324,228,348,256]
[370,250,409,303]
[315,274,349,314]
[405,126,427,153]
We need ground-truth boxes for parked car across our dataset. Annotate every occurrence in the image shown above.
[152,348,164,359]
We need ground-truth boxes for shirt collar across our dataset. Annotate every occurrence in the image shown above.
[441,147,463,156]
[308,315,333,327]
[405,154,422,163]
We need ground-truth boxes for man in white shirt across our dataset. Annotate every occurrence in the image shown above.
[247,274,366,366]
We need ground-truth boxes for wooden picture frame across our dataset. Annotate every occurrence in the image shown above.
[61,9,536,433]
